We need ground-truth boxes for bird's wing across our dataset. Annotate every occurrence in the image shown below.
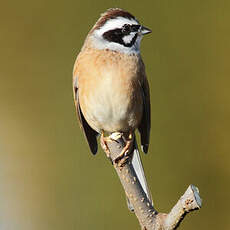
[138,75,151,153]
[73,74,99,155]
[127,137,153,211]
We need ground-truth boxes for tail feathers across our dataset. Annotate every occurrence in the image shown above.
[126,138,153,211]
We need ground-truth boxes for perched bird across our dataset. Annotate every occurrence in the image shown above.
[73,8,152,210]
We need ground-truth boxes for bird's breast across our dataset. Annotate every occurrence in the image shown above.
[77,49,143,133]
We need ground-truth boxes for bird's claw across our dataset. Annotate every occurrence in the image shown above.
[101,132,134,166]
[114,132,134,165]
[100,132,111,158]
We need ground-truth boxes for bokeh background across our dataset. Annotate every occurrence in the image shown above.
[0,0,230,229]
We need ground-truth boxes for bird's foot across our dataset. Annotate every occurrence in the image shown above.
[100,132,111,158]
[114,132,134,166]
[101,132,134,166]
[100,132,123,158]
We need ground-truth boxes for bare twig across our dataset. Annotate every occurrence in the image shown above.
[103,133,202,230]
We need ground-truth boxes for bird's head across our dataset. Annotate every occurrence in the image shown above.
[87,8,151,54]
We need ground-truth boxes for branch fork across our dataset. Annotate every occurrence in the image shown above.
[101,132,202,230]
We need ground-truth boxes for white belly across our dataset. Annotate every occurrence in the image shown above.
[80,74,142,133]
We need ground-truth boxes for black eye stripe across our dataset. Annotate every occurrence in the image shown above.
[103,29,123,45]
[103,28,138,47]
[102,24,140,47]
[122,24,131,34]
[130,25,140,32]
[122,24,140,33]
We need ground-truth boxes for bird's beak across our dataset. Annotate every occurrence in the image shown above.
[140,26,152,35]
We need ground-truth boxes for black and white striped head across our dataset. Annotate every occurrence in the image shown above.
[89,8,151,54]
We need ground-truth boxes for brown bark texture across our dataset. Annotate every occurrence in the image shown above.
[103,133,202,230]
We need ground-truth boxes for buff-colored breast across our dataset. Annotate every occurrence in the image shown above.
[74,47,144,133]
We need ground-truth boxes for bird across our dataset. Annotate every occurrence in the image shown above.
[73,8,152,211]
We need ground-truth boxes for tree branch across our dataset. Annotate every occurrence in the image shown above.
[103,133,202,230]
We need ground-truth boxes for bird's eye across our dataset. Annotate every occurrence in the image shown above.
[122,24,131,35]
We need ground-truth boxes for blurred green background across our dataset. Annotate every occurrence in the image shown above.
[0,0,230,229]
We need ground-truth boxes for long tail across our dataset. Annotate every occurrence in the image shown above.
[126,137,153,211]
